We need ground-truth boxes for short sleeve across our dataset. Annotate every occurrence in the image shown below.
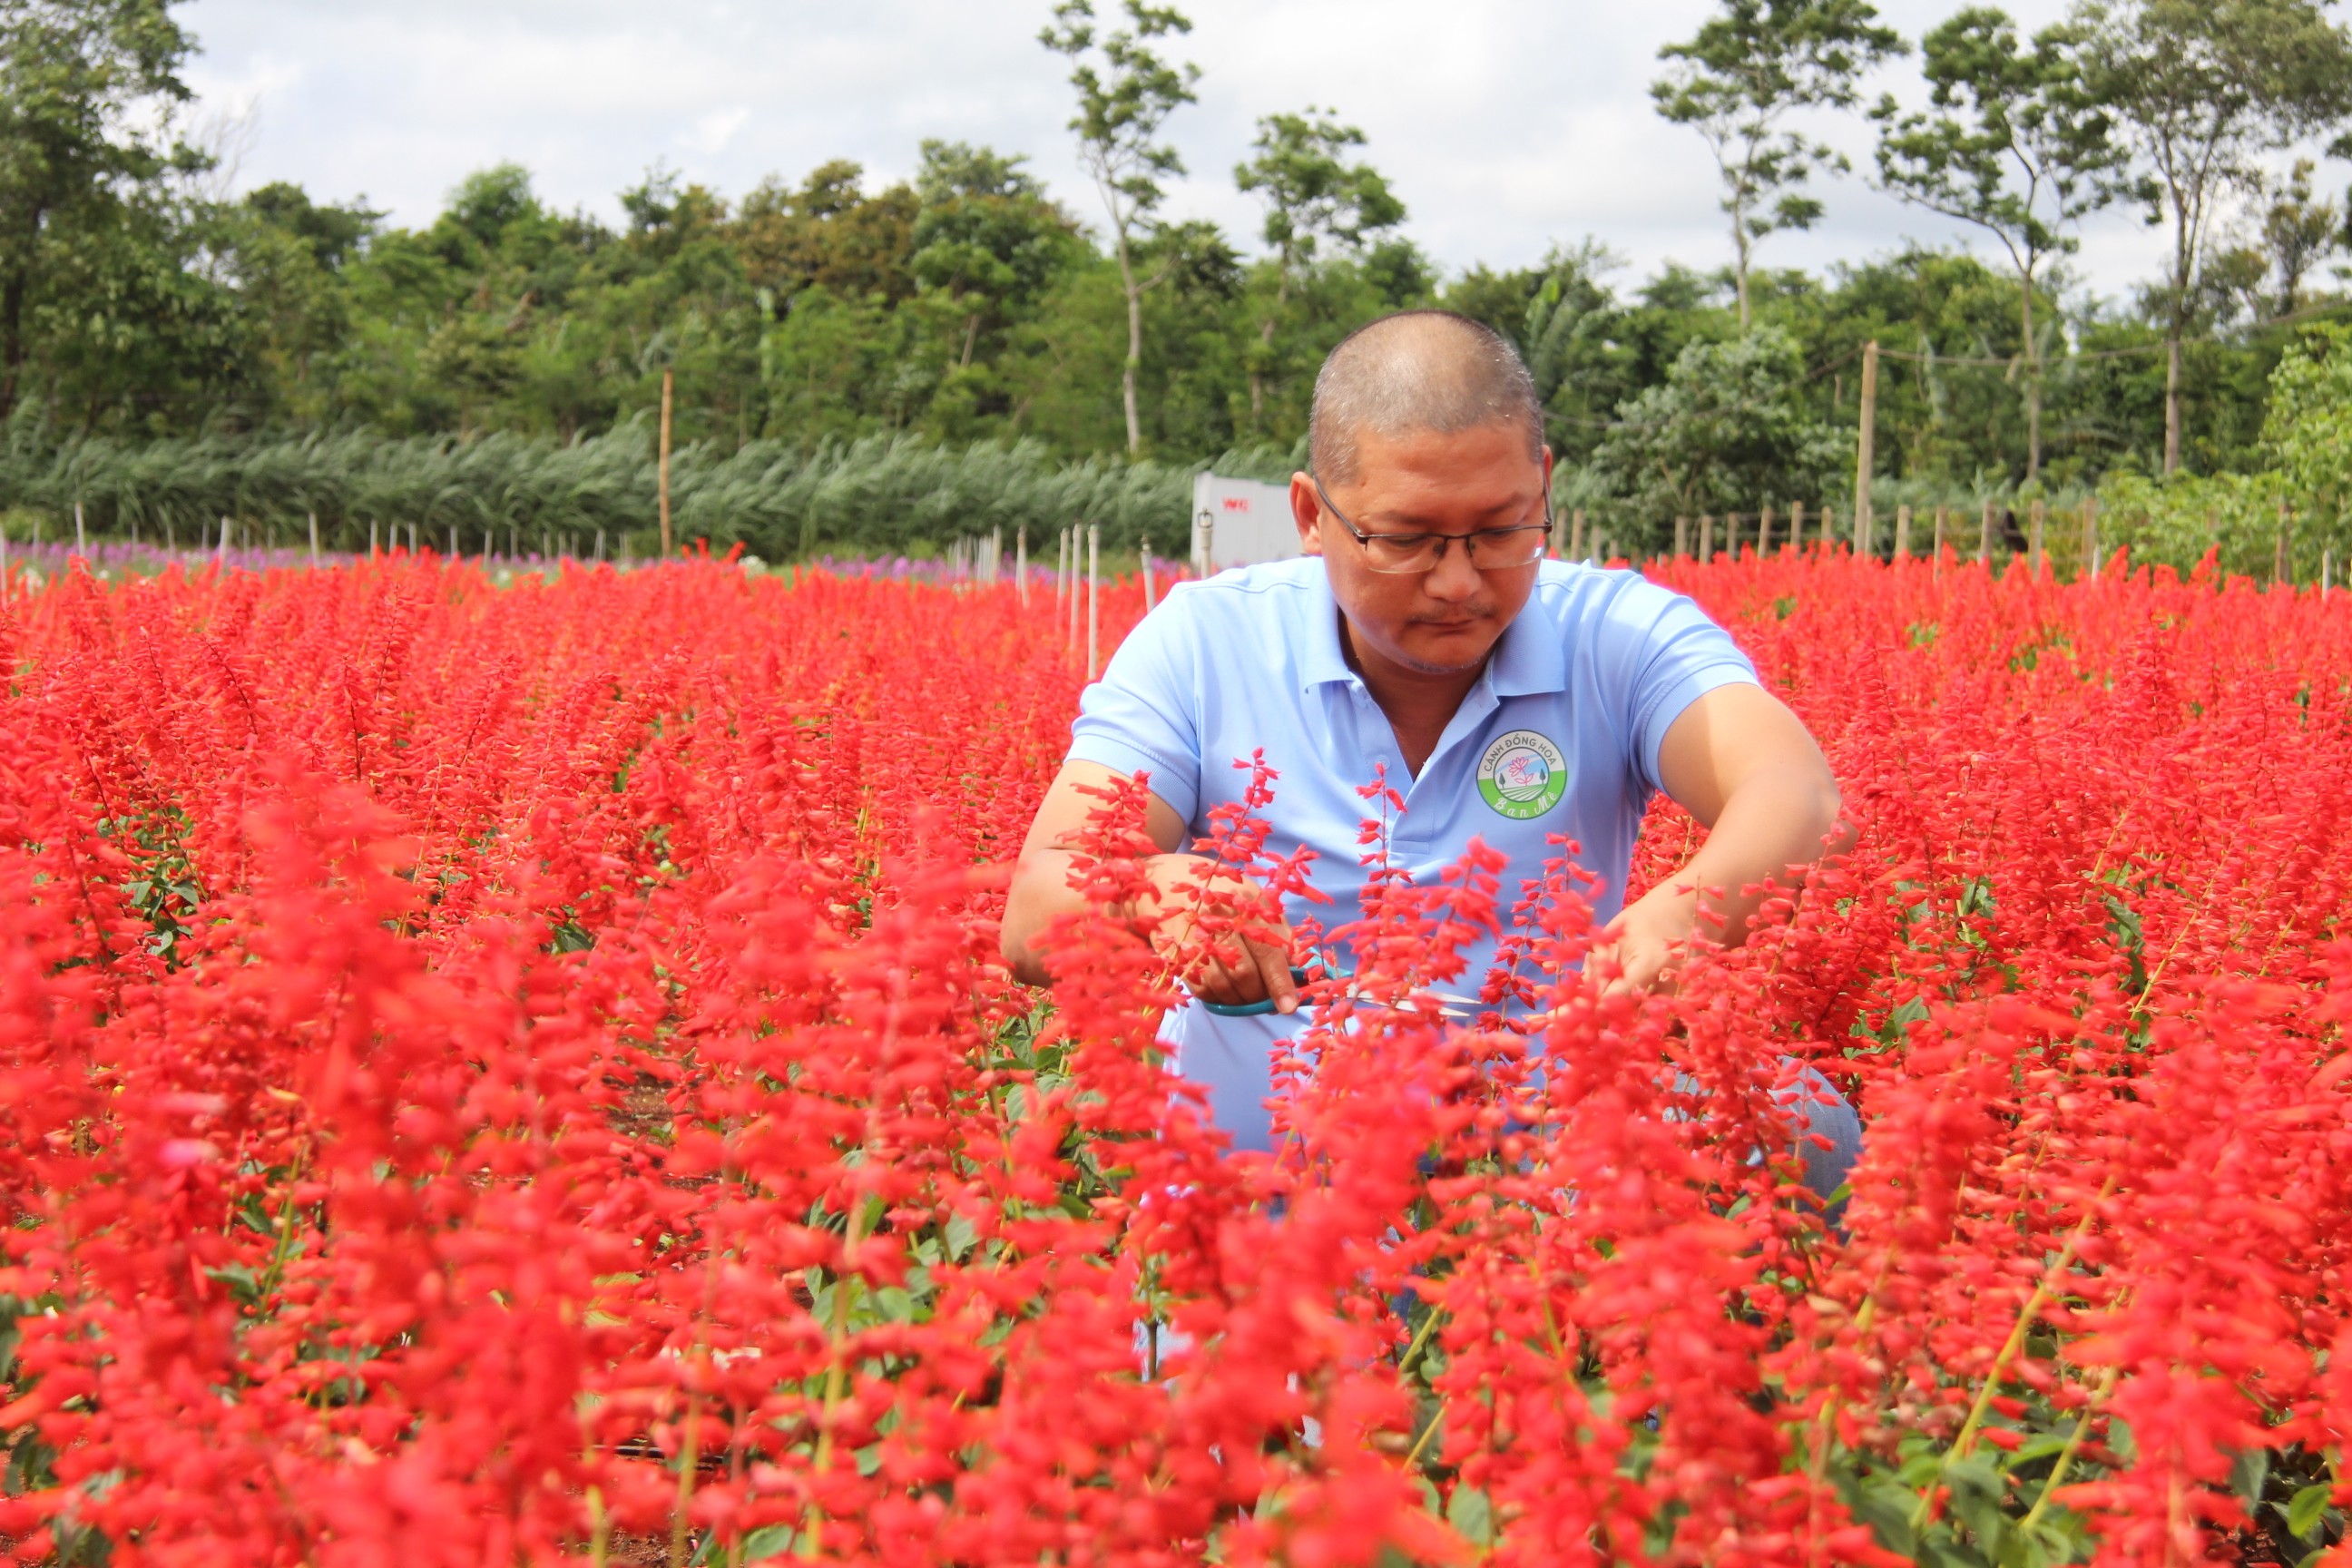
[1067,590,1207,823]
[1608,578,1759,799]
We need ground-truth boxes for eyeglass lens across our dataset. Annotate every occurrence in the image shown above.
[1362,529,1548,573]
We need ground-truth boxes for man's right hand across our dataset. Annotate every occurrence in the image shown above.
[1004,761,1301,1015]
[1143,854,1302,1015]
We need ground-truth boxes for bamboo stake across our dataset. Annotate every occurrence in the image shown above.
[658,366,675,559]
[1087,524,1100,678]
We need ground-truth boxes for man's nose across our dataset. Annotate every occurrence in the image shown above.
[1421,538,1484,600]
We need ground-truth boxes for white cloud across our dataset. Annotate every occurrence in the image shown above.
[176,0,2313,301]
[685,106,751,156]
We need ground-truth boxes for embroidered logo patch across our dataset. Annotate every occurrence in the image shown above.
[1475,730,1568,819]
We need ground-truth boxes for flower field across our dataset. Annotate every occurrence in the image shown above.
[0,547,2347,1567]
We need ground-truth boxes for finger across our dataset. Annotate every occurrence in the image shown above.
[1252,941,1300,1015]
[1191,952,1250,1004]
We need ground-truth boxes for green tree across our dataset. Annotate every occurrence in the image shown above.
[1651,0,1906,332]
[2257,157,2341,318]
[2073,0,2352,473]
[1587,327,1848,542]
[1232,108,1405,430]
[0,0,204,418]
[910,142,1074,356]
[1873,9,2134,480]
[1039,0,1199,455]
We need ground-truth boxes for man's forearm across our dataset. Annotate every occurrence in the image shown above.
[1001,849,1210,985]
[1665,764,1847,949]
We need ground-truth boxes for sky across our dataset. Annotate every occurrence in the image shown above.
[176,0,2265,305]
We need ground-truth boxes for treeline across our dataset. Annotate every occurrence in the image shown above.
[7,1,2352,565]
[0,419,1285,559]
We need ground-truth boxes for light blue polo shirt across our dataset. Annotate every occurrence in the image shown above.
[1067,556,1759,1152]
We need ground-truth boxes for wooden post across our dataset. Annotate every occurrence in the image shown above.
[2082,498,2099,581]
[2324,546,2333,597]
[1759,505,1775,554]
[1790,501,1806,554]
[1068,528,1081,649]
[1142,534,1155,609]
[1894,504,1912,561]
[218,514,230,562]
[2277,499,2291,586]
[309,512,319,566]
[594,527,605,562]
[658,366,675,559]
[1854,339,1879,554]
[1017,526,1028,605]
[2029,499,2045,575]
[1674,516,1689,559]
[1933,505,1947,558]
[1979,500,1994,564]
[1821,505,1837,554]
[1699,514,1714,560]
[74,501,85,556]
[1087,523,1101,678]
[1569,508,1585,563]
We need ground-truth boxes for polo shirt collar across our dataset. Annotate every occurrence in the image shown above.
[1298,565,1567,697]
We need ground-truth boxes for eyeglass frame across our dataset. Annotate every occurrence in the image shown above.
[1309,475,1554,574]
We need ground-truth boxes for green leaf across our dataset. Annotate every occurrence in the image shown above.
[738,1524,799,1562]
[2229,1446,2269,1510]
[2286,1480,2335,1540]
[1446,1484,1493,1545]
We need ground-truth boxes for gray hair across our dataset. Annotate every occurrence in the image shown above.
[1308,310,1544,486]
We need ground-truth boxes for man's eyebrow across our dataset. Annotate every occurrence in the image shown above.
[1359,494,1544,531]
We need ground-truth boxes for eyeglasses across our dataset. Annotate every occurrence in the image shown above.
[1311,477,1553,574]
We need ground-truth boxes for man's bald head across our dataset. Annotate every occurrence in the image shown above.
[1308,310,1544,487]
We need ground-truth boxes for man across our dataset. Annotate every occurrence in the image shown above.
[1003,311,1857,1194]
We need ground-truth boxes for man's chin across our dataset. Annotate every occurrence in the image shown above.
[1391,630,1498,675]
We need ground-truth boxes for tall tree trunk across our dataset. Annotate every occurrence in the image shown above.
[1250,315,1271,428]
[1115,234,1143,456]
[1731,214,1752,334]
[2021,270,2041,482]
[2163,334,2182,475]
[0,268,25,423]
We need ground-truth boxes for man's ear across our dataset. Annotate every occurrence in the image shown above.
[1289,471,1325,557]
